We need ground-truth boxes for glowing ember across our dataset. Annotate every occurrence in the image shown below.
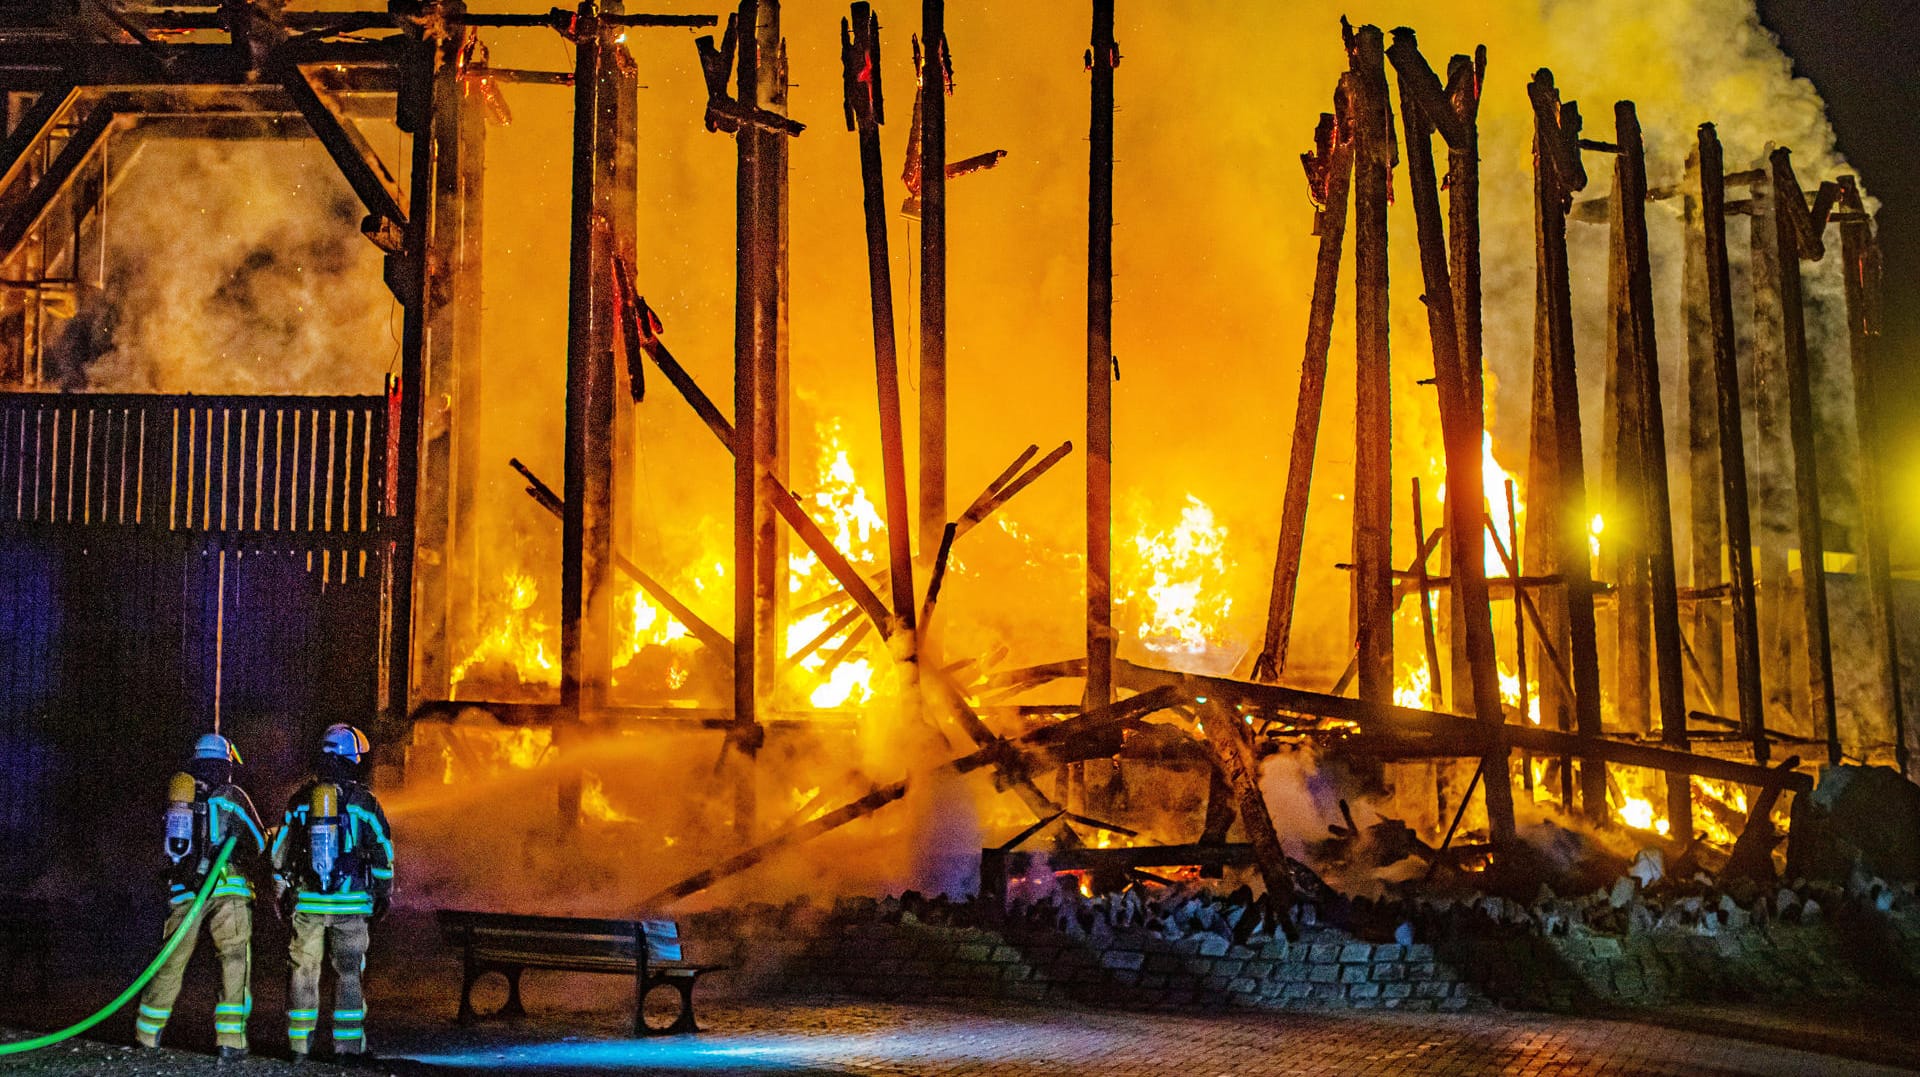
[1616,795,1671,837]
[1118,495,1235,663]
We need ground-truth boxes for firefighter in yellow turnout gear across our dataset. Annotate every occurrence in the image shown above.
[270,724,394,1060]
[136,734,267,1062]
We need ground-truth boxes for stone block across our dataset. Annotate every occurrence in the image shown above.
[1309,965,1340,984]
[1339,965,1371,985]
[1212,959,1244,977]
[1229,976,1259,994]
[1282,982,1314,1000]
[1311,944,1341,962]
[1439,996,1472,1011]
[1347,981,1382,999]
[1241,960,1274,980]
[1372,944,1404,962]
[1310,982,1347,1001]
[1408,962,1437,980]
[1589,937,1624,959]
[1382,982,1414,999]
[1001,964,1033,982]
[1351,997,1382,1009]
[1371,963,1405,982]
[1279,963,1311,983]
[1101,950,1146,971]
[1339,944,1373,964]
[990,946,1022,963]
[955,944,993,962]
[1198,935,1232,958]
[1407,944,1436,961]
[1261,940,1292,961]
[1415,981,1452,999]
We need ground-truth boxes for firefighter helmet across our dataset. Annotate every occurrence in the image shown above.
[320,723,371,763]
[192,733,242,765]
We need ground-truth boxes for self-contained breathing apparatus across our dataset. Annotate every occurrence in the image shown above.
[162,771,211,885]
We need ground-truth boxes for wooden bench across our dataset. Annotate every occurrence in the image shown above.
[436,909,725,1035]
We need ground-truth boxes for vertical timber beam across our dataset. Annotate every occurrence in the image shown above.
[1252,88,1351,684]
[1615,102,1692,836]
[1528,71,1606,819]
[384,32,438,731]
[1698,125,1767,769]
[751,0,785,752]
[1746,162,1799,731]
[1346,21,1393,708]
[560,1,620,823]
[1084,0,1116,711]
[1444,47,1485,708]
[1682,151,1724,716]
[919,0,947,622]
[843,2,920,715]
[1837,176,1907,772]
[1603,161,1651,737]
[731,0,765,839]
[1387,28,1512,846]
[1770,147,1838,762]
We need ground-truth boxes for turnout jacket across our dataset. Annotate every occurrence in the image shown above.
[270,779,395,917]
[168,780,267,906]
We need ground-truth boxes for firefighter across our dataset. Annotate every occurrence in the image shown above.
[270,723,394,1061]
[136,733,267,1062]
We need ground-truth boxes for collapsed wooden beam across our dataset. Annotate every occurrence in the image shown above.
[641,686,1181,907]
[1253,83,1352,685]
[510,457,732,659]
[1198,702,1297,906]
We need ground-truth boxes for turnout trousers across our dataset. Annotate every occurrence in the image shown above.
[287,912,370,1055]
[134,896,253,1049]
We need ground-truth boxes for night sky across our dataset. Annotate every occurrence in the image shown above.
[1758,1,1920,558]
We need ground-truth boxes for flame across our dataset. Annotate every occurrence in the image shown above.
[1690,776,1751,847]
[1436,433,1523,577]
[1118,495,1235,662]
[782,420,887,709]
[1589,513,1605,560]
[451,570,559,691]
[1395,663,1433,709]
[611,581,690,670]
[580,773,638,824]
[1616,795,1672,837]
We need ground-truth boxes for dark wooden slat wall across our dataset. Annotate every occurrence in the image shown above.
[0,392,391,896]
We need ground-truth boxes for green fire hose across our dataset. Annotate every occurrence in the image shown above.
[0,836,239,1057]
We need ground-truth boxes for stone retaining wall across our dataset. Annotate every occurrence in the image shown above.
[702,905,1920,1013]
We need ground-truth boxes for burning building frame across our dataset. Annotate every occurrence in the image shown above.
[0,0,1911,916]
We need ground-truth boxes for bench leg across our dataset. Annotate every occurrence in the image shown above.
[502,969,526,1020]
[668,979,698,1035]
[457,964,480,1026]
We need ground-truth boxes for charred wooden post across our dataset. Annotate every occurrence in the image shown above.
[1769,147,1840,762]
[1681,151,1725,716]
[1697,125,1767,767]
[1387,27,1512,846]
[1527,71,1606,819]
[1253,86,1352,685]
[1444,46,1485,706]
[1508,479,1531,790]
[842,2,920,706]
[1745,160,1799,730]
[919,0,948,599]
[753,0,789,760]
[1601,155,1651,737]
[1346,21,1394,708]
[1614,102,1692,837]
[1836,175,1908,772]
[1084,0,1116,711]
[384,33,438,726]
[559,0,622,823]
[415,23,488,701]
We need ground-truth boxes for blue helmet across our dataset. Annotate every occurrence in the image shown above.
[320,723,371,763]
[193,733,242,765]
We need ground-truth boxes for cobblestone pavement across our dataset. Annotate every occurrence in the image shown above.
[378,998,1918,1076]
